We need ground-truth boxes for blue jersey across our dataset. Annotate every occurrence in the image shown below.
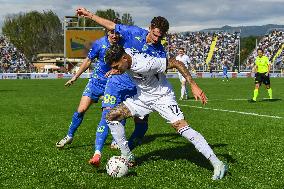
[102,24,167,108]
[83,36,125,102]
[87,36,112,83]
[115,24,166,58]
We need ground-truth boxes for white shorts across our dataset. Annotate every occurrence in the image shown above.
[178,72,186,82]
[123,93,184,123]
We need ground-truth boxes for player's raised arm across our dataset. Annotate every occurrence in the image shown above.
[167,58,207,104]
[76,7,115,30]
[65,58,92,87]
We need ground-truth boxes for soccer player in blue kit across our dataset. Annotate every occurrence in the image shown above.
[76,7,170,165]
[222,60,229,81]
[56,20,147,161]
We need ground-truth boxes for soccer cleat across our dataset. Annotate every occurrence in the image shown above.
[110,141,120,150]
[248,99,256,103]
[56,135,73,148]
[122,153,136,167]
[212,162,228,180]
[89,153,101,167]
[179,97,183,100]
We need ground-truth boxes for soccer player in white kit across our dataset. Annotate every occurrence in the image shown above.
[176,47,191,100]
[104,44,228,180]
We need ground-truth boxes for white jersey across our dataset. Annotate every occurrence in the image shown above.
[125,48,174,102]
[176,54,190,82]
[176,54,190,69]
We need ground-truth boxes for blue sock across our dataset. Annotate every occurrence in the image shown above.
[95,109,110,152]
[67,111,84,137]
[95,109,126,152]
[128,121,148,150]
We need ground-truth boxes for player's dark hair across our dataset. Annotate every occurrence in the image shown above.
[257,48,263,52]
[105,44,125,65]
[150,16,169,34]
[179,47,185,51]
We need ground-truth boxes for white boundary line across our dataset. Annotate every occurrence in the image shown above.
[179,104,283,119]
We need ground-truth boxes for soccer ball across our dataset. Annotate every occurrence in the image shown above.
[106,156,129,177]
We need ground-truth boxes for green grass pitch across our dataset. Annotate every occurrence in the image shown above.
[0,78,283,188]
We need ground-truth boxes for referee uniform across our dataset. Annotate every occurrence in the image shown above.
[252,55,272,101]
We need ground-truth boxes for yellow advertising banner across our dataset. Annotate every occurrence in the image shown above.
[66,30,105,58]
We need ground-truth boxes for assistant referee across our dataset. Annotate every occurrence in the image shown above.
[251,48,272,102]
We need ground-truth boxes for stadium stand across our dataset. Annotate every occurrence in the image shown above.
[246,30,284,71]
[167,31,240,72]
[0,35,34,73]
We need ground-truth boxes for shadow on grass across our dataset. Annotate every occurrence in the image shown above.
[0,89,17,92]
[135,133,235,171]
[260,98,281,102]
[136,143,234,171]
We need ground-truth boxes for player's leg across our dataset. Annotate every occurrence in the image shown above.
[56,80,102,148]
[225,71,229,81]
[252,73,261,102]
[178,73,185,100]
[56,96,93,148]
[89,107,126,166]
[89,81,125,166]
[128,115,149,150]
[107,97,152,164]
[264,74,272,99]
[106,103,133,162]
[172,120,227,180]
[152,94,227,180]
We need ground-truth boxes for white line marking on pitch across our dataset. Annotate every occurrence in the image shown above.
[179,104,283,119]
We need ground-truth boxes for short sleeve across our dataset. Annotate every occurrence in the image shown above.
[87,41,100,60]
[115,24,142,39]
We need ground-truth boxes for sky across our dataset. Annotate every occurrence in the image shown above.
[1,0,284,33]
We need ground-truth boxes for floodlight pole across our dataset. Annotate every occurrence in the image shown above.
[63,17,67,69]
[238,29,241,73]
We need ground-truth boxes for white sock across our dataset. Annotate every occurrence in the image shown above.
[107,120,132,157]
[178,126,221,167]
[181,85,185,98]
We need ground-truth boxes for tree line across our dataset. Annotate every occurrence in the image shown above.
[2,9,134,61]
[2,9,262,65]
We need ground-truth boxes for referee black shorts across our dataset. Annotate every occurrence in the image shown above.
[255,72,270,85]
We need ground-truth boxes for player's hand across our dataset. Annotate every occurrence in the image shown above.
[65,77,77,87]
[76,7,91,18]
[105,69,122,77]
[190,82,208,105]
[265,72,269,76]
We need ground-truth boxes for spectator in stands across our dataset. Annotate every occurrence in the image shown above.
[0,35,33,73]
[167,31,239,72]
[247,30,284,71]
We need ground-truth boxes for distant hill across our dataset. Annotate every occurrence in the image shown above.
[201,24,284,37]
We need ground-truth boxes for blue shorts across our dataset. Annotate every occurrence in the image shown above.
[102,75,137,108]
[82,78,107,103]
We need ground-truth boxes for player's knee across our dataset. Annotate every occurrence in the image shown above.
[106,110,120,121]
[171,119,188,131]
[77,107,88,113]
